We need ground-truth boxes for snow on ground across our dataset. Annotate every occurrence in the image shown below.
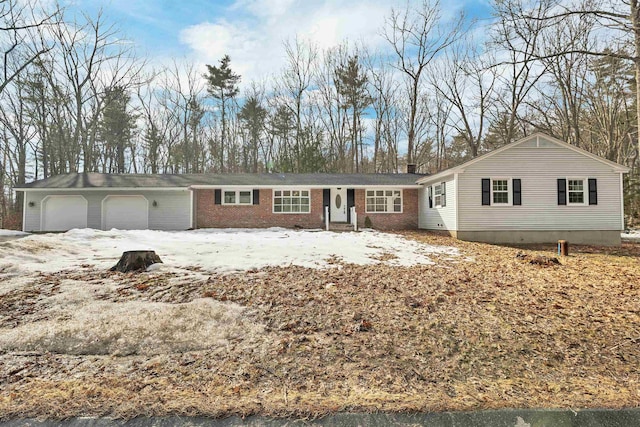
[0,228,459,277]
[622,230,640,240]
[0,228,459,356]
[0,229,28,236]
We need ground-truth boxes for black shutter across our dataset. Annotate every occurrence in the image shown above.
[214,189,221,205]
[557,179,567,205]
[588,178,597,205]
[323,189,330,221]
[428,186,433,208]
[441,182,446,207]
[482,178,491,206]
[513,179,521,206]
[253,189,259,205]
[347,189,355,222]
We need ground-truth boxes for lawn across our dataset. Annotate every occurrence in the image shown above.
[0,229,638,419]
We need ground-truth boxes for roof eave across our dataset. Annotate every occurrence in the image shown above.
[15,186,190,191]
[189,184,424,190]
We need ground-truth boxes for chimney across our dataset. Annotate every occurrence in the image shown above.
[406,164,416,174]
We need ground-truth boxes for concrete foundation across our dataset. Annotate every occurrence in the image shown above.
[456,230,621,246]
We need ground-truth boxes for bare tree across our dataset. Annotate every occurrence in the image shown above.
[48,9,144,172]
[0,0,60,95]
[431,40,498,159]
[278,37,318,172]
[383,0,463,166]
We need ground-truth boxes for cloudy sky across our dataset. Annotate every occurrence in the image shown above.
[64,0,493,81]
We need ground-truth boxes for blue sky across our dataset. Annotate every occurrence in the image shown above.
[64,0,494,81]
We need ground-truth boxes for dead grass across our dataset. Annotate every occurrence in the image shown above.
[0,231,639,419]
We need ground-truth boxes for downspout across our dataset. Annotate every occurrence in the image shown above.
[620,172,625,231]
[190,188,196,230]
[21,191,27,232]
[454,173,459,233]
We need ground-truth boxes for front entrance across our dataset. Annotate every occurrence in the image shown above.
[330,188,348,222]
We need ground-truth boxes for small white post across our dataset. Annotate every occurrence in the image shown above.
[353,208,358,231]
[325,205,329,231]
[350,206,358,231]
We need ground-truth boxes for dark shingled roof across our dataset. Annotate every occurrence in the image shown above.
[19,172,426,189]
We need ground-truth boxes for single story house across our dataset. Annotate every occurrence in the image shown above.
[16,133,631,245]
[417,133,629,245]
[17,173,422,232]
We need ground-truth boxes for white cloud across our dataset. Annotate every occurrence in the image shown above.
[178,0,392,83]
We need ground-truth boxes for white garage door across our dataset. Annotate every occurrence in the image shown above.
[41,195,88,231]
[103,196,148,230]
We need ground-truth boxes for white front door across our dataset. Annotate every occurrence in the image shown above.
[330,188,348,222]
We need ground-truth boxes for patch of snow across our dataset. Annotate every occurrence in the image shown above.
[622,230,640,240]
[0,229,28,236]
[0,228,460,277]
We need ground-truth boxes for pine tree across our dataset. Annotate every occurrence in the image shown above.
[335,55,372,172]
[97,86,136,173]
[204,55,241,172]
[238,96,267,172]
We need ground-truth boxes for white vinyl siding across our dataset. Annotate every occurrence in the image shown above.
[365,189,402,213]
[457,143,622,231]
[418,176,456,231]
[23,190,192,231]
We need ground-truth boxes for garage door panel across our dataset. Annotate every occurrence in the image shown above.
[42,196,88,231]
[103,196,148,230]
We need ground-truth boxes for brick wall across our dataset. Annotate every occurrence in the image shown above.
[195,189,325,229]
[354,188,419,230]
[195,187,420,230]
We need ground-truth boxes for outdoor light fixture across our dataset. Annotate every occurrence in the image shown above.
[152,200,158,207]
[28,201,35,207]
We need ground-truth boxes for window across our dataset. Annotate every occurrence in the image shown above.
[273,189,310,213]
[222,190,253,205]
[366,189,402,213]
[483,178,521,206]
[434,184,442,207]
[492,179,509,204]
[567,179,585,205]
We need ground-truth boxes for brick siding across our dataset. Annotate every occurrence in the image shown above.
[195,187,419,230]
[195,189,325,229]
[354,188,419,230]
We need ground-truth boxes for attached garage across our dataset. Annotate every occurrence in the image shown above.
[41,195,88,231]
[102,195,149,230]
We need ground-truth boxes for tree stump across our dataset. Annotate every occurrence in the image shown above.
[110,250,163,273]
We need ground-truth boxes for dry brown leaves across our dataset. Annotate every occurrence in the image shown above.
[1,232,639,419]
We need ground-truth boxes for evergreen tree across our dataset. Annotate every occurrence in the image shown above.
[97,86,136,173]
[335,55,372,172]
[238,96,267,172]
[204,55,240,172]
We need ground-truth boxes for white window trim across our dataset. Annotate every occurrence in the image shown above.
[222,189,253,205]
[434,183,443,208]
[272,188,311,214]
[566,177,588,206]
[365,188,403,214]
[490,177,512,206]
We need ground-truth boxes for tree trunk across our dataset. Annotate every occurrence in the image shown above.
[110,250,163,273]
